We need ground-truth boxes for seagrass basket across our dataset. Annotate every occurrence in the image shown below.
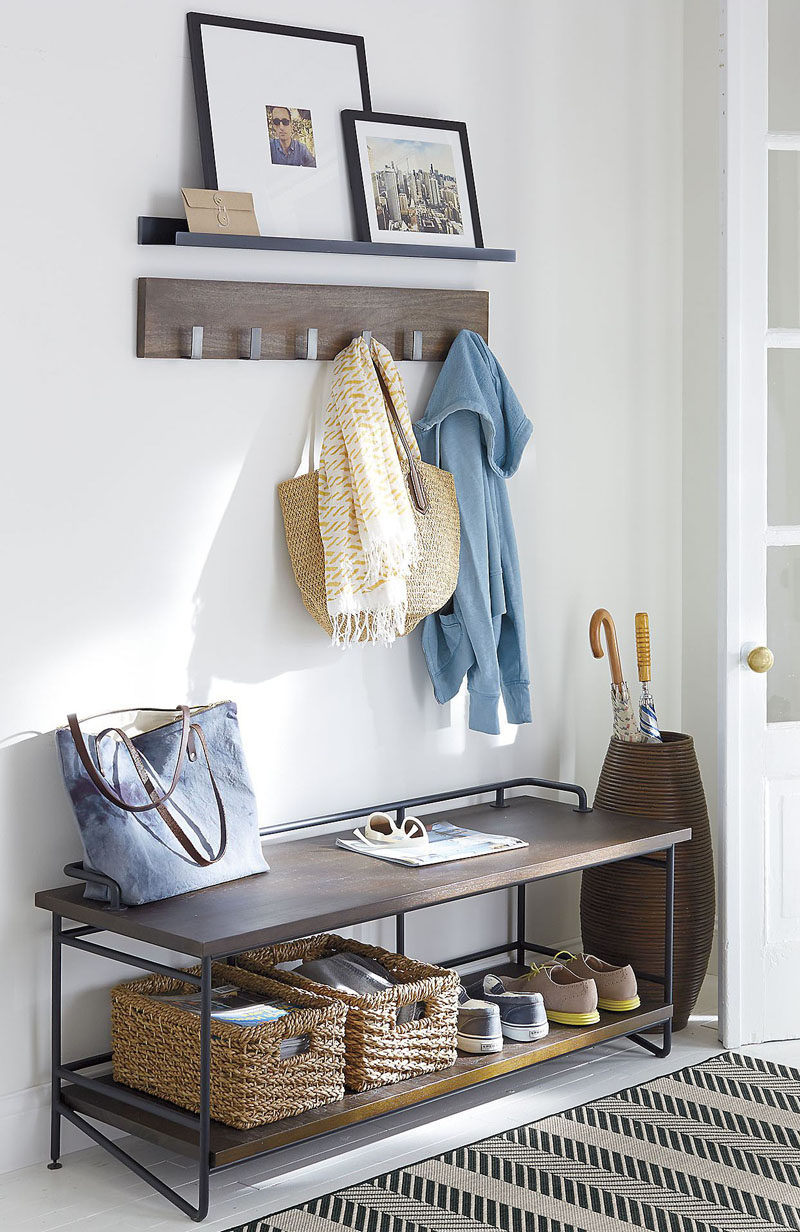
[238,934,459,1093]
[111,962,347,1129]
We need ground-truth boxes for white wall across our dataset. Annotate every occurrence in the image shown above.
[682,0,721,978]
[0,0,684,1169]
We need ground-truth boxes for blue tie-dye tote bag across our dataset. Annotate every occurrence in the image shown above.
[56,702,269,906]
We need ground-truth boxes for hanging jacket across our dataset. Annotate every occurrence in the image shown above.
[413,330,533,735]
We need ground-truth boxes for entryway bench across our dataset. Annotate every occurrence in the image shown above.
[35,776,689,1222]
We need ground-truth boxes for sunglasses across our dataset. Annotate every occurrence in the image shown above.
[353,811,429,849]
[272,115,292,126]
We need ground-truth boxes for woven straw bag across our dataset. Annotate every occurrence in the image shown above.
[278,356,460,641]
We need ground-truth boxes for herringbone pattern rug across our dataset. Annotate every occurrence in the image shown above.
[228,1052,800,1232]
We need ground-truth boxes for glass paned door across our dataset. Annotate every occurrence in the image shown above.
[769,0,800,128]
[768,153,800,326]
[724,0,800,1046]
[767,350,800,524]
[767,546,800,721]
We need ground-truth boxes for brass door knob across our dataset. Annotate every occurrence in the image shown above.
[746,645,774,673]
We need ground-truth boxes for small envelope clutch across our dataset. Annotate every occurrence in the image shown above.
[181,189,260,236]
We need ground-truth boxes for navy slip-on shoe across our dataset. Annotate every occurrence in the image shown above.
[481,974,549,1042]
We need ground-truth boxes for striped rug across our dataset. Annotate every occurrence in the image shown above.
[229,1052,800,1232]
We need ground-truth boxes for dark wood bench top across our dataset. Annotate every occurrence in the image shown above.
[35,795,690,958]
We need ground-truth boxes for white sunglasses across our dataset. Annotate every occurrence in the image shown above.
[353,811,429,849]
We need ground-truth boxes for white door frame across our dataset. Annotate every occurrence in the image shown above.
[720,0,769,1048]
[719,0,800,1049]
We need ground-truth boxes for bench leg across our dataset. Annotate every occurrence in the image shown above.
[629,843,674,1060]
[516,885,526,967]
[196,956,212,1221]
[395,913,405,955]
[48,914,63,1170]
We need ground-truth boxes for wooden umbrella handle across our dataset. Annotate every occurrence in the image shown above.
[589,608,624,686]
[635,612,652,683]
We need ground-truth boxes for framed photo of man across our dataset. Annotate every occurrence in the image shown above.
[188,13,371,240]
[341,111,483,249]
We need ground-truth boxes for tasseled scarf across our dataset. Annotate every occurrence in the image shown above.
[318,336,420,646]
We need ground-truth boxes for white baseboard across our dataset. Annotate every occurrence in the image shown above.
[0,1079,124,1176]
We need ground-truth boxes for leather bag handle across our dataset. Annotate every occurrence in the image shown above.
[369,355,430,514]
[105,721,227,867]
[67,705,192,813]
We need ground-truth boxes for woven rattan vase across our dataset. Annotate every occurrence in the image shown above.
[579,732,715,1031]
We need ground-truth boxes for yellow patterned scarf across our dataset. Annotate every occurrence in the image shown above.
[318,337,421,647]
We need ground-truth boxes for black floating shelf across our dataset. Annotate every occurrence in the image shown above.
[138,217,516,263]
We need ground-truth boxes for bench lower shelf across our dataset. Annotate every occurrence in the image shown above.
[62,998,671,1169]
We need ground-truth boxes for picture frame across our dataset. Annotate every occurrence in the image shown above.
[187,13,372,241]
[341,111,483,249]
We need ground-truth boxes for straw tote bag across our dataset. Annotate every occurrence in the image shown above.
[56,702,269,906]
[278,357,460,641]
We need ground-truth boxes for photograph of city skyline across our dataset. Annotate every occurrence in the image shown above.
[366,136,464,235]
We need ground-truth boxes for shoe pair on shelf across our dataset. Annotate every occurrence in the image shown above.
[456,952,639,1051]
[457,980,548,1054]
[521,952,640,1026]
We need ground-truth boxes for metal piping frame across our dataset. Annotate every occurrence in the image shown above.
[49,916,213,1221]
[628,843,674,1058]
[261,775,592,838]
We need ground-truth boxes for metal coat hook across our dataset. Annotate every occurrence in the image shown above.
[190,325,203,360]
[361,330,372,346]
[401,330,421,359]
[294,327,318,360]
[249,327,262,360]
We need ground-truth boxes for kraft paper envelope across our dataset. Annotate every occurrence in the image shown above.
[181,188,260,236]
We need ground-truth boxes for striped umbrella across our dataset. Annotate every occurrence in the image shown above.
[590,608,646,743]
[635,611,662,741]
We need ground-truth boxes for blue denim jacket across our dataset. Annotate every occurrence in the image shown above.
[414,331,533,734]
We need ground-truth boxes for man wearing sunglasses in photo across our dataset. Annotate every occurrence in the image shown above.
[268,106,316,168]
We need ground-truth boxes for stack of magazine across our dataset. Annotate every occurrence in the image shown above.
[337,821,528,868]
[149,983,309,1059]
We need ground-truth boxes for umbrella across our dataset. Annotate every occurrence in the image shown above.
[589,608,646,743]
[635,611,662,741]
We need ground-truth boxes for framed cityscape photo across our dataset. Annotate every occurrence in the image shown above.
[187,14,371,240]
[342,111,483,249]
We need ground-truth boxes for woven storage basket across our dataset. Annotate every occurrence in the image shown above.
[278,462,460,641]
[237,934,459,1093]
[111,962,347,1130]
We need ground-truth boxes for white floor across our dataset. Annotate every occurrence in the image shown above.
[4,980,799,1232]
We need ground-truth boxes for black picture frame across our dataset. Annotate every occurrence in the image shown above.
[188,13,372,192]
[342,110,483,249]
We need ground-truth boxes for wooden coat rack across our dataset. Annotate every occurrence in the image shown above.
[136,278,489,361]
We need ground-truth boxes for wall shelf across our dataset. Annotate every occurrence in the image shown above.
[138,216,516,263]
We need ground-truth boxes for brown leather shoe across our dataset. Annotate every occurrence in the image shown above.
[557,952,640,1012]
[508,964,599,1026]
